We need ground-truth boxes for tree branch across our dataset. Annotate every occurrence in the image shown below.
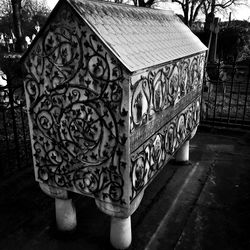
[145,0,156,7]
[214,0,235,8]
[172,0,185,6]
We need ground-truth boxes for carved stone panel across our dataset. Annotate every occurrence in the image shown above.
[129,53,205,202]
[130,97,201,201]
[23,4,130,207]
[130,54,205,150]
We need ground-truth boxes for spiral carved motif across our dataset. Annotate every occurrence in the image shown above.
[24,7,128,205]
[23,4,205,207]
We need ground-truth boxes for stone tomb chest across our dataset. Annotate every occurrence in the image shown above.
[22,0,207,248]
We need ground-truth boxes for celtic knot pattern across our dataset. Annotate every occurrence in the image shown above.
[24,5,128,205]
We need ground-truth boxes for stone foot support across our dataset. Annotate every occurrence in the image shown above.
[175,140,189,163]
[95,189,145,249]
[55,198,77,232]
[39,183,77,232]
[110,216,131,250]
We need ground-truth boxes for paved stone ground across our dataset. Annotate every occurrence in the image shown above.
[175,129,250,250]
[0,127,249,250]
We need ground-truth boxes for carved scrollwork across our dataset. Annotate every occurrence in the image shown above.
[130,97,201,201]
[58,100,117,166]
[131,78,150,127]
[131,155,149,192]
[23,3,205,207]
[130,54,205,132]
[165,123,177,154]
[24,5,128,205]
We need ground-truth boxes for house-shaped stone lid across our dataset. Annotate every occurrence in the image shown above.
[67,0,207,72]
[23,0,207,72]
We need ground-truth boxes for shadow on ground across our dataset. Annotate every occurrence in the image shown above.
[0,127,250,250]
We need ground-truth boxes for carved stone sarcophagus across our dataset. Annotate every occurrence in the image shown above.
[22,0,207,248]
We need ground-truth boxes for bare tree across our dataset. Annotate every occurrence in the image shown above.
[107,0,204,26]
[202,0,246,29]
[11,0,24,52]
[129,0,156,7]
[172,0,206,27]
[0,0,49,52]
[156,0,246,27]
[23,0,49,19]
[112,0,205,26]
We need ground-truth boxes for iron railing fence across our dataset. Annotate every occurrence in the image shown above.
[0,77,32,178]
[201,58,250,128]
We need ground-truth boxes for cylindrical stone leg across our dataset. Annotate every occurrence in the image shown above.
[55,198,77,232]
[175,140,189,163]
[110,216,131,250]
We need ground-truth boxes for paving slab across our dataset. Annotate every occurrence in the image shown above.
[175,128,250,250]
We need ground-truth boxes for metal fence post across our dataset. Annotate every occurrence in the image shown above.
[7,78,21,168]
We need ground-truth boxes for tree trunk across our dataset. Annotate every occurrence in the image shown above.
[205,0,215,31]
[11,0,25,52]
[138,0,147,7]
[138,0,155,7]
[132,0,137,6]
[183,7,189,26]
[211,0,216,15]
[183,0,189,26]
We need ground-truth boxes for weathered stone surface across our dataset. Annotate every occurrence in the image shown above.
[22,0,206,217]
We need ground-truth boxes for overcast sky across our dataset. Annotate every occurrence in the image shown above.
[47,0,250,21]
